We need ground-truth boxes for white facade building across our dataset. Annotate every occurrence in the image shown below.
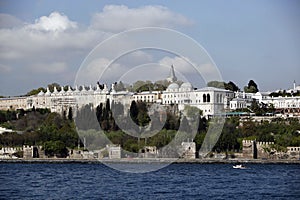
[230,91,254,110]
[229,90,300,116]
[2,65,298,118]
[161,82,234,117]
[132,91,161,103]
[0,82,235,118]
[0,84,113,115]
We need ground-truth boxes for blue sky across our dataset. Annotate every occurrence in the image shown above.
[0,0,299,96]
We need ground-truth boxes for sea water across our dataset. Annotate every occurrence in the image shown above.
[0,163,299,199]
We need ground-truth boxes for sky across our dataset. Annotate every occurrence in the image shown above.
[0,0,300,96]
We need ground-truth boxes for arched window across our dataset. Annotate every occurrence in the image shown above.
[207,94,210,102]
[203,94,206,102]
[220,94,222,103]
[216,94,219,103]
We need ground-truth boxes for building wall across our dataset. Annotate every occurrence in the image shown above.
[242,140,275,159]
[0,84,234,119]
[181,142,196,159]
[162,85,233,117]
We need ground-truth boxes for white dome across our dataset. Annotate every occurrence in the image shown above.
[180,82,193,90]
[37,90,45,96]
[180,82,193,91]
[45,87,51,96]
[167,83,179,90]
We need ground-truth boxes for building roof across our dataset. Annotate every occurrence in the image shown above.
[180,82,193,90]
[166,65,177,82]
[195,87,229,92]
[167,83,179,90]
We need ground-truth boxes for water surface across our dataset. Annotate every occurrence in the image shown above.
[0,163,299,199]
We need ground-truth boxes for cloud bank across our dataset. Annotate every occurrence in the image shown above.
[0,5,193,95]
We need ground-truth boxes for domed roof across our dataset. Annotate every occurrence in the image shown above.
[167,83,179,90]
[45,87,51,96]
[37,90,45,96]
[180,82,193,89]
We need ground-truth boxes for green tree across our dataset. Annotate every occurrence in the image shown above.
[68,107,73,121]
[136,101,150,126]
[130,101,139,125]
[26,87,46,96]
[244,80,259,93]
[75,104,99,131]
[114,81,126,91]
[48,83,61,92]
[207,81,225,89]
[44,140,68,157]
[184,105,203,118]
[226,81,239,92]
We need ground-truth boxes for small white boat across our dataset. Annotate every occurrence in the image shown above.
[233,164,246,169]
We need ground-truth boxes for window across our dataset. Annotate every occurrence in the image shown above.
[207,94,210,102]
[203,94,206,102]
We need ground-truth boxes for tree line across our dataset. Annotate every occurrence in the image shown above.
[1,102,300,157]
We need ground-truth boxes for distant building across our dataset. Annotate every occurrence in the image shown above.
[132,91,161,103]
[0,147,22,159]
[2,65,298,119]
[140,146,158,158]
[181,142,196,159]
[106,144,121,159]
[162,82,234,117]
[23,145,44,159]
[166,65,177,82]
[230,91,253,110]
[287,147,300,159]
[0,65,235,119]
[229,89,300,117]
[242,140,275,159]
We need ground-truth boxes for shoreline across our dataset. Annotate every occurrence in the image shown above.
[1,158,299,164]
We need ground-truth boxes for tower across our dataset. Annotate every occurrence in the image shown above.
[166,65,177,82]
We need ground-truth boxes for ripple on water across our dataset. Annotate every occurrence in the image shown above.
[0,163,299,199]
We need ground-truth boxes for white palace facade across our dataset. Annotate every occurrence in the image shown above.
[0,84,112,115]
[0,83,234,118]
[161,82,234,116]
[230,90,300,116]
[1,66,300,118]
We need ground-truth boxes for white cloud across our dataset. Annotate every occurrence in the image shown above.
[26,12,77,32]
[0,6,193,95]
[0,13,23,28]
[0,13,109,62]
[91,5,192,32]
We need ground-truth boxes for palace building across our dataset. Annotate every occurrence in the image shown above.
[1,66,299,118]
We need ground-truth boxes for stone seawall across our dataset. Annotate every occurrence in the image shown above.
[1,158,300,164]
